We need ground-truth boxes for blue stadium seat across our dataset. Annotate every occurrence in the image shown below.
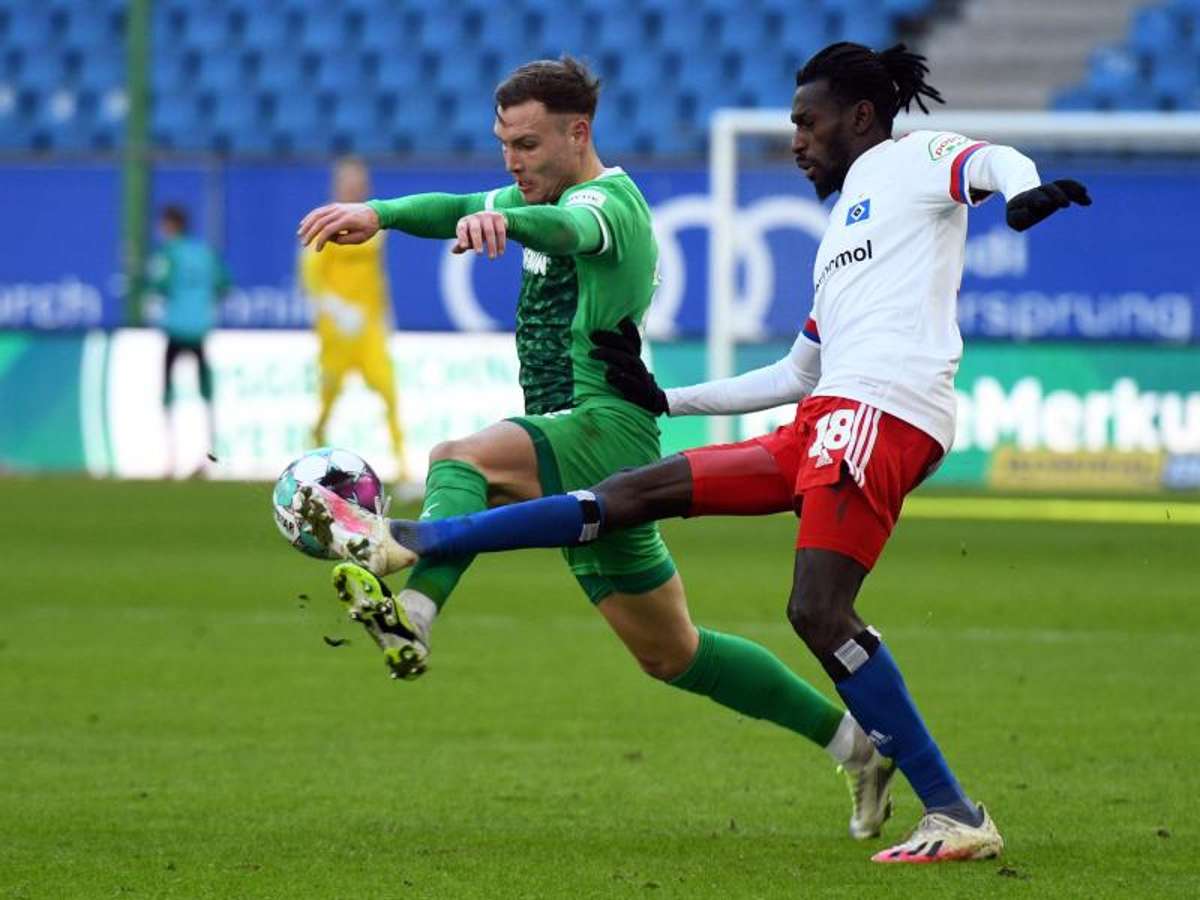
[536,8,588,56]
[828,3,891,48]
[6,8,52,46]
[152,90,202,148]
[735,49,792,98]
[1129,6,1187,56]
[777,14,831,62]
[883,0,932,16]
[473,10,527,52]
[311,53,363,95]
[269,92,321,135]
[655,12,710,54]
[373,53,427,92]
[421,13,466,55]
[1086,45,1142,95]
[331,93,379,135]
[720,17,770,57]
[297,6,347,48]
[19,52,65,90]
[438,56,490,95]
[594,11,646,54]
[240,11,289,51]
[389,88,442,135]
[76,53,123,92]
[1150,55,1200,105]
[195,54,245,94]
[674,54,725,97]
[60,8,111,50]
[182,11,232,54]
[615,52,666,90]
[1051,85,1101,111]
[211,90,260,130]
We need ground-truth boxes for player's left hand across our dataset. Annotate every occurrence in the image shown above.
[1005,179,1092,232]
[452,211,507,258]
[589,317,669,416]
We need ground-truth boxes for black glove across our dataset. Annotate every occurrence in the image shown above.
[588,317,669,416]
[1005,179,1092,232]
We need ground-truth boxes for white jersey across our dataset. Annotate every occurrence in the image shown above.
[663,132,1040,443]
[804,131,1038,451]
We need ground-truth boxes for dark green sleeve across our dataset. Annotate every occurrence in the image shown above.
[502,204,604,256]
[367,184,524,238]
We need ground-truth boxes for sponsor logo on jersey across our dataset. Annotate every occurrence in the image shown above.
[928,132,970,161]
[814,240,873,293]
[845,198,871,225]
[566,189,607,208]
[522,247,550,277]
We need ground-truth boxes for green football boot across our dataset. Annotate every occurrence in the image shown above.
[331,562,429,681]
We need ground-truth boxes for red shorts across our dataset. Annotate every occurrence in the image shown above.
[682,396,943,569]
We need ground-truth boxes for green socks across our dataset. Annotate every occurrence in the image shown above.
[670,627,845,748]
[404,459,489,609]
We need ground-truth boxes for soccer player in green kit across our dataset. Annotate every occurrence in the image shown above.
[296,57,894,839]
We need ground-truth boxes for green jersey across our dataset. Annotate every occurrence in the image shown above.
[486,168,658,415]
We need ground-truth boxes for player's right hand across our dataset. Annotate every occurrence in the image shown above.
[297,203,381,251]
[589,317,669,416]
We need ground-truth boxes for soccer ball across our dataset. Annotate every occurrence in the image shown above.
[272,447,384,559]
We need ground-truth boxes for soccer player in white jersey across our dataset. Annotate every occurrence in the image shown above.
[297,42,1091,863]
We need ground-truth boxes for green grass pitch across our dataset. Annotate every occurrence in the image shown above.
[1,479,1196,898]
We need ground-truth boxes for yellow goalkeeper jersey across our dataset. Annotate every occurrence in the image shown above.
[300,232,391,341]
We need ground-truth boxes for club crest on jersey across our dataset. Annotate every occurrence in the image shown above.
[845,199,871,225]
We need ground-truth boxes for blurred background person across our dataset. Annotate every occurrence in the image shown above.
[300,157,408,483]
[147,203,230,477]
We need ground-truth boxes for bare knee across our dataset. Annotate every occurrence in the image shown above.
[429,437,490,470]
[428,439,464,464]
[594,455,692,527]
[786,551,867,658]
[629,642,694,682]
[786,590,851,657]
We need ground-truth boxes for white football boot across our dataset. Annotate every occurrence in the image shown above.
[331,563,430,680]
[292,482,416,576]
[871,805,1003,863]
[840,727,897,840]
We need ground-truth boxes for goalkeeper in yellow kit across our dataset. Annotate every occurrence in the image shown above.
[300,157,406,476]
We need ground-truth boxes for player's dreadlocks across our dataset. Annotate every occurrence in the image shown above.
[797,42,944,133]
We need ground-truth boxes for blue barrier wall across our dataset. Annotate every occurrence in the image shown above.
[3,158,1197,340]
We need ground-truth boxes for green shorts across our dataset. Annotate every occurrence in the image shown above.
[508,399,677,603]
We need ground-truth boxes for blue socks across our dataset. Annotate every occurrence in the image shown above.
[390,490,604,558]
[828,627,982,826]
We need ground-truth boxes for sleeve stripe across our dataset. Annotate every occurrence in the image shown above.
[801,316,820,344]
[949,142,989,204]
[576,203,611,256]
[484,188,501,211]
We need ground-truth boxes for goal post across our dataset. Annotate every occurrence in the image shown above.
[706,110,1200,444]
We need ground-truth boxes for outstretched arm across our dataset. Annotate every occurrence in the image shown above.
[298,190,508,251]
[666,332,820,416]
[449,205,604,258]
[965,144,1093,231]
[589,318,820,417]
